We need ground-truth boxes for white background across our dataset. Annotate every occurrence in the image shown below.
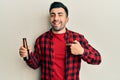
[0,0,120,80]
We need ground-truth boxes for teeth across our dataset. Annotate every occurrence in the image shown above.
[55,23,59,25]
[54,22,60,25]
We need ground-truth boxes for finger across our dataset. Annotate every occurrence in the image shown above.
[20,46,26,50]
[66,43,75,46]
[19,49,27,53]
[19,47,27,54]
[73,40,78,43]
[66,43,72,46]
[19,50,27,57]
[73,40,80,44]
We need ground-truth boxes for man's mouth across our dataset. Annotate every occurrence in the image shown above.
[53,21,61,26]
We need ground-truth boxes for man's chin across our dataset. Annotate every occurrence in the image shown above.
[52,28,61,31]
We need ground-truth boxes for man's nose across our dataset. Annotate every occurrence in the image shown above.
[54,15,59,20]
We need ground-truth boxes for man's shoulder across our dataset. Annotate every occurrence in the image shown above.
[36,30,51,40]
[67,29,84,37]
[40,30,50,37]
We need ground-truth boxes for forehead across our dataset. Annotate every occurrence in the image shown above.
[50,8,66,14]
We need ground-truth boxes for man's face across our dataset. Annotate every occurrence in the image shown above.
[50,8,68,32]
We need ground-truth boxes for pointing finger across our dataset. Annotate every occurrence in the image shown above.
[73,40,79,44]
[66,43,72,46]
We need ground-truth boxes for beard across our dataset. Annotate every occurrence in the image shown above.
[50,21,65,32]
[52,25,65,31]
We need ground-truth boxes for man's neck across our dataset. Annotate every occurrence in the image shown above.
[52,28,66,34]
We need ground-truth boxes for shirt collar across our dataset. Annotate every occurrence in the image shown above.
[48,28,70,43]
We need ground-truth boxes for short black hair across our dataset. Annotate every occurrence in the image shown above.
[49,2,68,17]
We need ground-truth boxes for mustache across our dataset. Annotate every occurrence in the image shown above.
[52,20,62,23]
[52,20,59,22]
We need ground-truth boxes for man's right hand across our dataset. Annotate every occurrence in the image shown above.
[19,46,31,58]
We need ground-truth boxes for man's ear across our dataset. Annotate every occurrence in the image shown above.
[66,17,69,23]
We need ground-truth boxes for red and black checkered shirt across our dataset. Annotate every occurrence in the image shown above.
[25,28,101,80]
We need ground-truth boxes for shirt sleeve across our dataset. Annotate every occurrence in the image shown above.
[25,38,41,69]
[80,35,101,65]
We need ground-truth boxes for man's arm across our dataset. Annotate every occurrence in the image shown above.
[80,36,101,65]
[66,35,101,65]
[19,38,41,69]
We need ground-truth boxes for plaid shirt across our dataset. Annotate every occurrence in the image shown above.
[26,28,101,80]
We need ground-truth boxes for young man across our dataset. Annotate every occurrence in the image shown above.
[19,2,101,80]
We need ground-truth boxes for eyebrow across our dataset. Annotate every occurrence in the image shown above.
[50,12,64,15]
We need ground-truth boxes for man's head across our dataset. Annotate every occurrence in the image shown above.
[49,2,68,17]
[49,2,69,33]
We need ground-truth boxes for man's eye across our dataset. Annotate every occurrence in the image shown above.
[50,15,54,17]
[59,15,63,16]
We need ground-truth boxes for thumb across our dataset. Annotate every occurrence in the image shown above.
[27,46,32,53]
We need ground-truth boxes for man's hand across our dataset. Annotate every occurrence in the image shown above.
[66,40,84,55]
[19,46,31,58]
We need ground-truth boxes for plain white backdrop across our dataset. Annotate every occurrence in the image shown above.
[0,0,120,80]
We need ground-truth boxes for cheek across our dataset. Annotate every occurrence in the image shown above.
[60,18,66,22]
[50,18,54,22]
[63,19,68,24]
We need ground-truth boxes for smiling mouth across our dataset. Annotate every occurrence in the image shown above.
[53,21,60,24]
[53,21,61,26]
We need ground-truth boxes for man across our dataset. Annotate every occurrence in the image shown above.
[19,2,101,80]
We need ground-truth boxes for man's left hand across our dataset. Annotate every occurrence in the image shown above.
[66,40,84,55]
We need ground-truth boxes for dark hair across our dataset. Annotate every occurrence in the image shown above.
[49,2,68,17]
